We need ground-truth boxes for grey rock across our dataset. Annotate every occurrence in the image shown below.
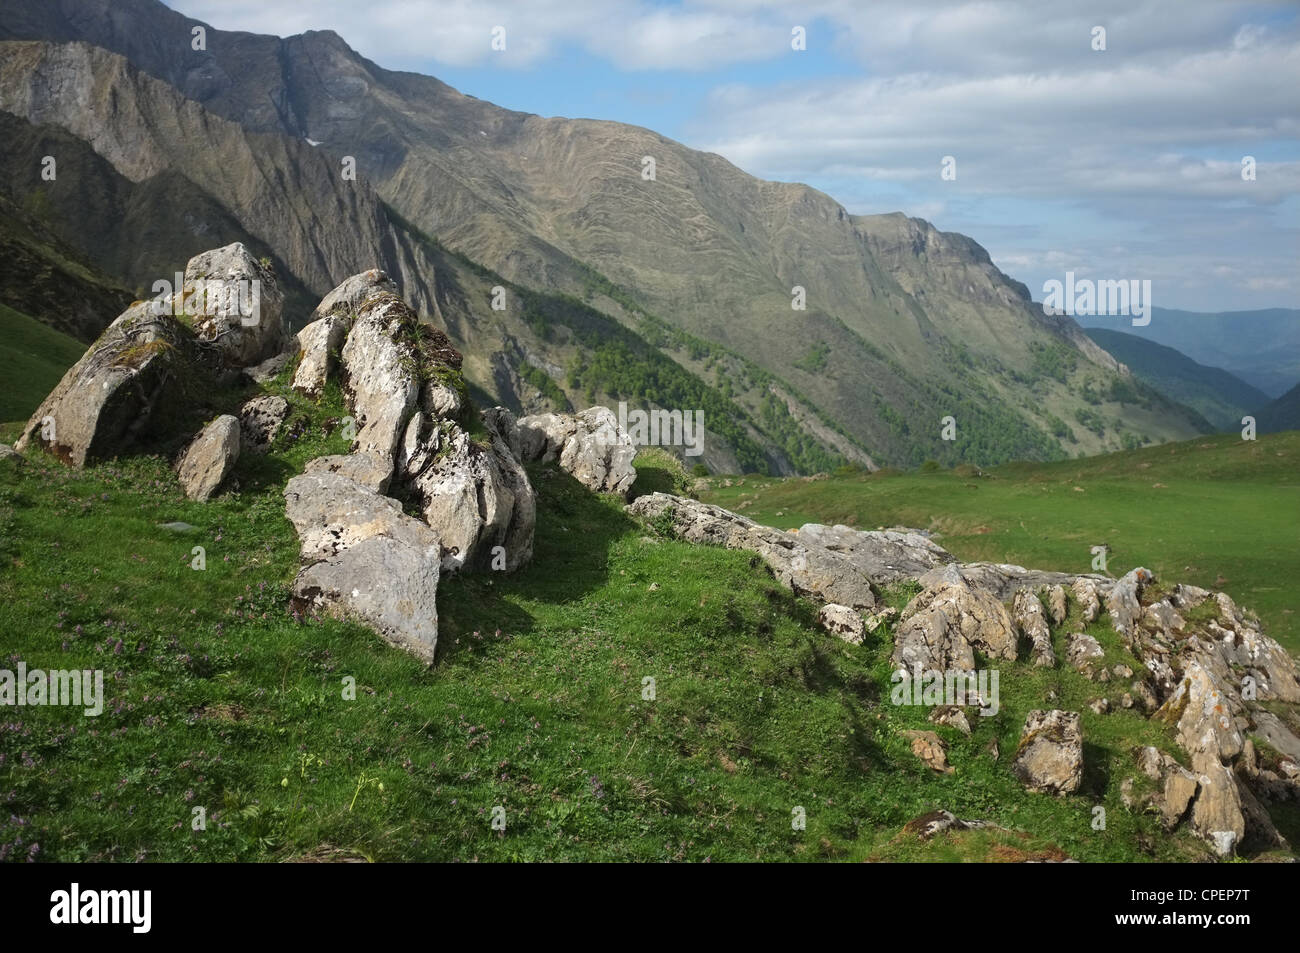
[182,243,287,369]
[303,452,394,494]
[238,395,288,452]
[1013,709,1083,795]
[517,406,637,498]
[892,574,1016,674]
[627,492,876,609]
[293,535,440,664]
[818,603,866,645]
[1013,588,1056,668]
[176,415,240,501]
[795,523,955,584]
[14,301,195,467]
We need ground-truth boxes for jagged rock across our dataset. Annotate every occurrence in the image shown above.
[891,571,1015,674]
[1013,589,1056,667]
[517,407,637,498]
[311,268,396,323]
[929,705,972,735]
[1071,577,1102,623]
[293,313,350,397]
[238,395,288,452]
[1089,698,1110,715]
[901,730,952,774]
[175,415,240,501]
[794,523,955,584]
[181,243,287,368]
[398,418,535,572]
[422,379,465,421]
[1190,758,1245,857]
[818,604,866,644]
[627,493,876,609]
[283,467,442,663]
[283,470,439,564]
[1106,567,1152,644]
[1013,709,1083,795]
[14,301,197,466]
[1122,746,1198,831]
[918,562,1107,603]
[1065,632,1105,675]
[293,535,440,664]
[1155,661,1243,765]
[303,452,394,494]
[0,444,22,465]
[339,290,423,477]
[1045,584,1068,626]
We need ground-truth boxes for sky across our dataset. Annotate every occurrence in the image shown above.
[164,0,1300,313]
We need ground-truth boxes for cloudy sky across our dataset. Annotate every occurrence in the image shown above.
[165,0,1299,312]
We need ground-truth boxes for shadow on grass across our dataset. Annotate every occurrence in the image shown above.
[434,463,638,664]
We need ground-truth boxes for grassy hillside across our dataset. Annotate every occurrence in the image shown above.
[1085,327,1269,430]
[1257,382,1300,434]
[0,366,1262,862]
[0,301,87,423]
[701,431,1300,653]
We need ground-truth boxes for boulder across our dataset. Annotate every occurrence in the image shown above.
[283,470,440,564]
[14,302,196,466]
[181,243,287,368]
[1065,632,1105,675]
[627,493,876,609]
[310,268,396,323]
[1013,709,1083,795]
[398,418,535,572]
[338,291,423,478]
[1013,588,1056,667]
[293,313,350,397]
[795,523,955,584]
[517,407,637,498]
[292,535,440,664]
[238,395,288,453]
[176,415,241,501]
[1045,584,1068,626]
[1121,746,1198,831]
[283,468,443,663]
[1071,577,1102,623]
[901,730,952,774]
[818,604,866,645]
[303,452,395,494]
[891,571,1016,674]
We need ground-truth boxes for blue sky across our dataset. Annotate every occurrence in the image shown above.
[167,0,1299,312]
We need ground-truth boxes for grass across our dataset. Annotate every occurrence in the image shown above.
[0,369,1261,863]
[701,431,1300,653]
[0,302,88,423]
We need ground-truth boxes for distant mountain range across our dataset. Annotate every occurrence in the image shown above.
[1083,328,1271,431]
[0,0,1231,470]
[1076,307,1300,399]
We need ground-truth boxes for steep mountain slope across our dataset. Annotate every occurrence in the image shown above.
[1084,328,1269,430]
[1078,308,1300,399]
[0,0,1212,468]
[1255,382,1300,434]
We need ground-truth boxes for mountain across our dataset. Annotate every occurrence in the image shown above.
[1255,381,1300,434]
[0,0,1213,470]
[1083,328,1268,431]
[1076,307,1300,399]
